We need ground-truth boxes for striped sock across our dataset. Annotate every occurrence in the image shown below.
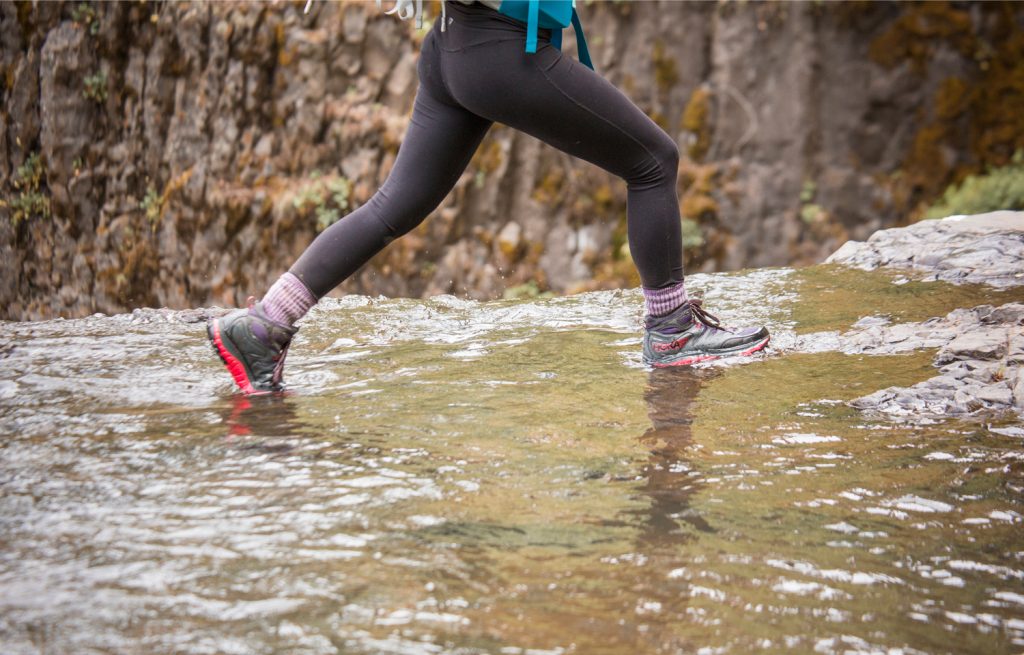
[261,272,317,327]
[643,280,688,317]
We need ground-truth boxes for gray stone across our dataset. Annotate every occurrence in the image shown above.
[1008,335,1024,366]
[39,24,95,218]
[977,384,1013,406]
[940,332,1008,362]
[988,303,1024,325]
[942,362,973,379]
[822,215,1024,420]
[914,387,950,402]
[1014,369,1024,410]
[853,315,890,328]
[928,375,961,391]
[827,213,1024,289]
[953,389,982,414]
[962,381,985,397]
[895,394,922,409]
[850,388,896,410]
[974,305,996,322]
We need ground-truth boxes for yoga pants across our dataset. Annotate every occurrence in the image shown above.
[290,1,684,297]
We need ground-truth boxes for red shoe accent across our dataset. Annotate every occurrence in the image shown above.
[653,335,690,353]
[654,353,717,368]
[652,335,770,368]
[740,335,771,356]
[210,319,259,395]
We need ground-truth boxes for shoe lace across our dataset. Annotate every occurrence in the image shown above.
[246,294,292,388]
[272,342,290,386]
[687,298,729,332]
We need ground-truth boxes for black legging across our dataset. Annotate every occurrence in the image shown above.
[291,1,683,298]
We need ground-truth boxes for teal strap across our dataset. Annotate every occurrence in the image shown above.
[526,0,539,54]
[571,8,593,70]
[521,1,592,70]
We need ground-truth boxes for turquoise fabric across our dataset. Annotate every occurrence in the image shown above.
[497,0,593,69]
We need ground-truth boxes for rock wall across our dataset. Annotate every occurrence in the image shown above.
[2,0,1022,320]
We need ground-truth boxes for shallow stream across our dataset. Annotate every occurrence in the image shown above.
[2,266,1023,654]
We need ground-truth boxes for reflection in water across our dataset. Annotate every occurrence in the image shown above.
[221,394,303,446]
[633,368,718,547]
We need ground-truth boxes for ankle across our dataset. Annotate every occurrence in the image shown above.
[642,280,688,317]
[261,272,317,327]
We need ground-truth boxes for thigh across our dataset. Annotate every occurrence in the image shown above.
[289,70,492,297]
[372,29,494,229]
[372,85,494,233]
[444,41,674,180]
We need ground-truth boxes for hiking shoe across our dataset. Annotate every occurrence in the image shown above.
[643,298,770,367]
[207,299,297,395]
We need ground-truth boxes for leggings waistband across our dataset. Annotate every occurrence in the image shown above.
[442,1,554,40]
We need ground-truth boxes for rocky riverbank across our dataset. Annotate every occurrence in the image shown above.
[820,211,1024,418]
[825,211,1024,288]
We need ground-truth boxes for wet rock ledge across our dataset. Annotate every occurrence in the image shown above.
[824,211,1024,418]
[826,210,1024,288]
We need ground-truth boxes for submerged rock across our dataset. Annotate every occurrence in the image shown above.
[826,212,1024,418]
[845,301,1024,417]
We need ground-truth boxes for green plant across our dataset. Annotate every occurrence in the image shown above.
[313,206,337,230]
[800,204,827,224]
[291,186,321,211]
[799,179,827,224]
[292,175,352,232]
[326,177,351,209]
[4,152,51,227]
[140,184,161,224]
[800,180,816,203]
[83,69,107,103]
[680,217,704,249]
[71,3,99,35]
[924,151,1024,219]
[317,177,351,231]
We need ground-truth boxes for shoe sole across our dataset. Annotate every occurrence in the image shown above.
[207,318,266,396]
[649,334,771,368]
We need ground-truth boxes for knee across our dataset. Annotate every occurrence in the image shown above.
[630,133,679,188]
[365,186,439,239]
[649,134,680,181]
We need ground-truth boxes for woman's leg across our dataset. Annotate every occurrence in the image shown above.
[431,7,766,369]
[288,90,493,299]
[259,27,493,325]
[209,30,493,394]
[441,36,684,303]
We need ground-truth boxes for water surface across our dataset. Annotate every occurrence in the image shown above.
[1,268,1022,654]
